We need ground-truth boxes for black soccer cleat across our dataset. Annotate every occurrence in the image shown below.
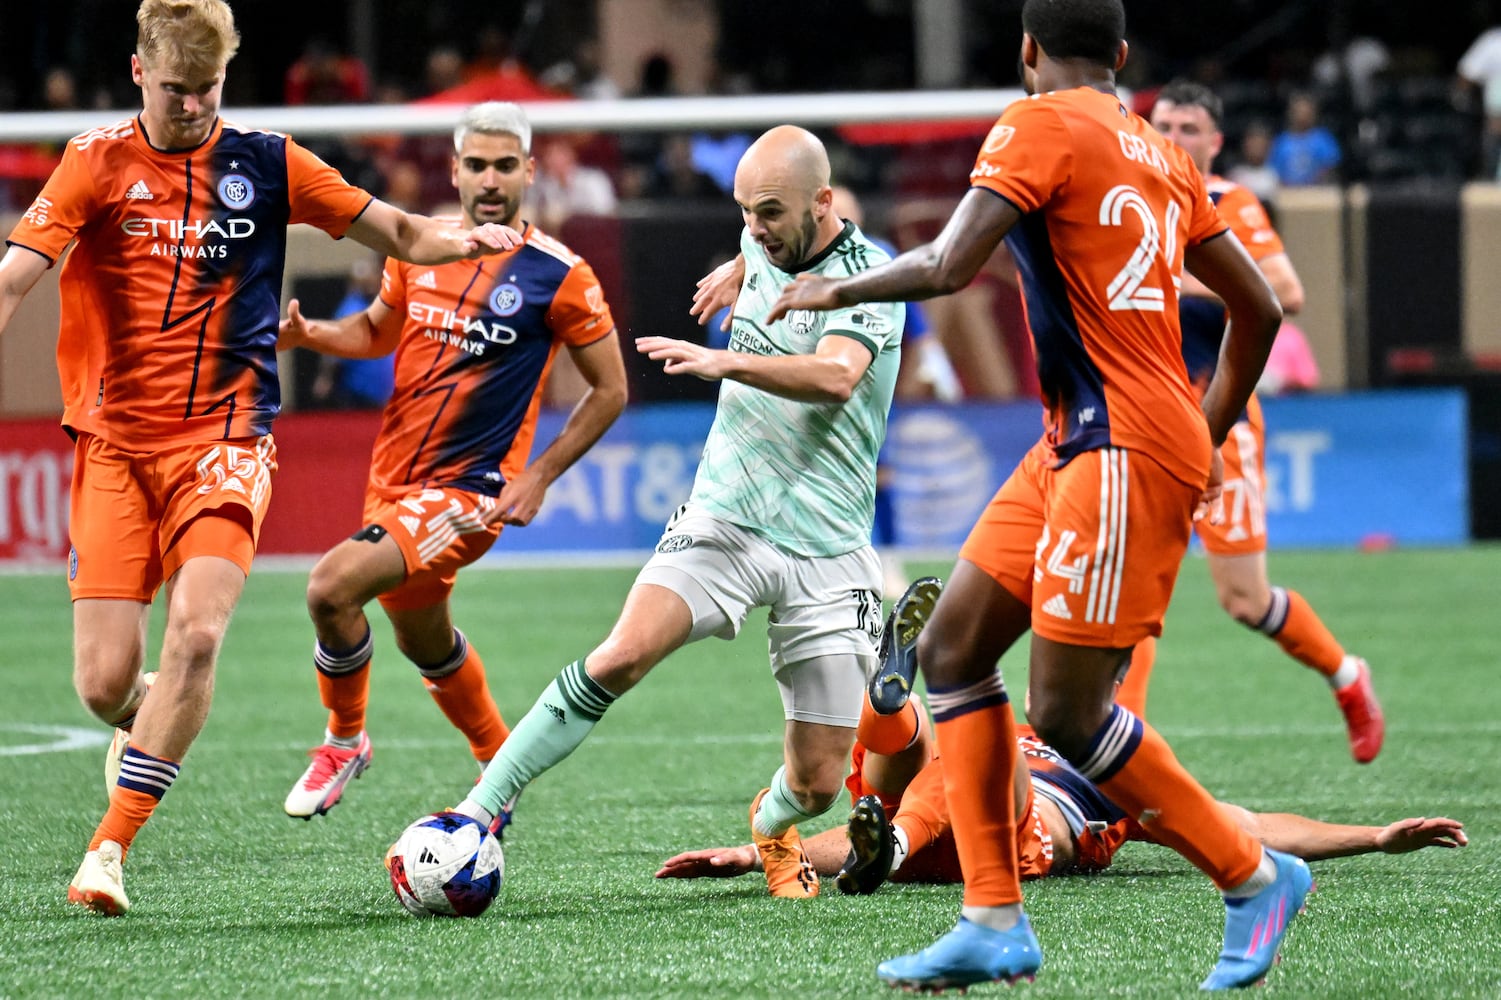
[870,576,942,715]
[837,795,896,896]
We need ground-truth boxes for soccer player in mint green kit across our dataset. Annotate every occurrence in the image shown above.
[442,125,904,898]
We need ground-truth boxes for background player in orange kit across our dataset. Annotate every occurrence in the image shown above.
[1126,80,1383,762]
[767,0,1302,990]
[0,0,522,916]
[277,101,627,827]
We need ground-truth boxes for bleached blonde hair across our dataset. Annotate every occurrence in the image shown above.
[136,0,240,74]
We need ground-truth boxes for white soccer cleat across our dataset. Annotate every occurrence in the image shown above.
[68,840,129,916]
[284,733,373,819]
[104,671,157,794]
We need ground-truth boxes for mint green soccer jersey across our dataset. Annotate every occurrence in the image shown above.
[688,222,903,557]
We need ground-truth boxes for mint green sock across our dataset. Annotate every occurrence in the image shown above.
[460,660,615,818]
[751,765,820,837]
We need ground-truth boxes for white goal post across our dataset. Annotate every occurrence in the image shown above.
[0,89,1026,142]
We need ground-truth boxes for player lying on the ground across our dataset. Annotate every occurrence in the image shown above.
[658,596,1466,888]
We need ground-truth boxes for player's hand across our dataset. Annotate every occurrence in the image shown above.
[456,222,524,258]
[1375,816,1468,854]
[654,845,758,879]
[636,336,727,381]
[690,255,745,331]
[1194,449,1225,525]
[765,274,841,324]
[486,468,548,527]
[278,298,311,350]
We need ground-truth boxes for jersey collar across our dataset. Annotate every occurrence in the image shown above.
[134,113,223,156]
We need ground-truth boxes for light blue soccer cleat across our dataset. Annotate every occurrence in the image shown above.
[1200,849,1314,991]
[877,915,1042,992]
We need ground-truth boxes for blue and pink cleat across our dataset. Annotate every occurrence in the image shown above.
[877,915,1042,992]
[1200,849,1313,990]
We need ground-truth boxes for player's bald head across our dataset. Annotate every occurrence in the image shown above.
[735,125,830,200]
[732,126,841,270]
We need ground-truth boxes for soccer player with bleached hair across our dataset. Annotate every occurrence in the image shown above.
[0,0,522,915]
[421,124,909,901]
[768,0,1308,989]
[278,101,626,827]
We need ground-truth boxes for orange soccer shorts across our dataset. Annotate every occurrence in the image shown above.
[960,439,1199,648]
[1195,394,1267,557]
[68,433,276,601]
[364,485,501,612]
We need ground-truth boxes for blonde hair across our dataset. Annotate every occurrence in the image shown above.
[136,0,240,74]
[454,102,532,154]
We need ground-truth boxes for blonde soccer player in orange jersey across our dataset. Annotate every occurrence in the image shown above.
[1120,79,1383,762]
[277,102,626,826]
[0,0,522,916]
[767,0,1306,990]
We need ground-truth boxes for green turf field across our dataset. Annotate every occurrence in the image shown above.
[2,547,1498,998]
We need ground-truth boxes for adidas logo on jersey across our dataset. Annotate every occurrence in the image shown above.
[126,180,154,201]
[414,270,438,289]
[1040,594,1073,620]
[398,515,420,536]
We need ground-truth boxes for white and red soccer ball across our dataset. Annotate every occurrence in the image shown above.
[388,811,504,917]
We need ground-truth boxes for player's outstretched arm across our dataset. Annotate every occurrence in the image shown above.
[636,331,873,404]
[346,200,523,265]
[765,189,1020,323]
[1183,234,1283,445]
[0,246,49,337]
[278,296,401,358]
[655,827,854,881]
[1221,803,1468,862]
[691,254,745,331]
[488,330,628,527]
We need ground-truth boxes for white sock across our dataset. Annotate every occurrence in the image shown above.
[1329,655,1361,689]
[452,798,495,829]
[1224,849,1277,898]
[890,825,911,875]
[324,728,362,750]
[962,903,1024,932]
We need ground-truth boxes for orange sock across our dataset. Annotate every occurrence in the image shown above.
[1116,635,1155,717]
[1093,716,1261,890]
[1270,588,1344,677]
[318,662,370,739]
[91,744,179,857]
[423,640,509,762]
[891,755,951,854]
[930,675,1021,908]
[856,693,922,755]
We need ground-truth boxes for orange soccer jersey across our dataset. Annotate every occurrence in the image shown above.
[365,222,614,499]
[968,87,1227,489]
[1179,177,1286,390]
[6,116,373,451]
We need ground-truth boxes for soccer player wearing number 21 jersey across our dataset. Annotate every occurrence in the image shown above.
[0,0,522,916]
[277,102,626,828]
[768,0,1305,991]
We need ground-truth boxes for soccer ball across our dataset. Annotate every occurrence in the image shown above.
[388,811,504,917]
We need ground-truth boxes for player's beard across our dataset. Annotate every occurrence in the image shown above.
[781,213,820,268]
[468,195,517,229]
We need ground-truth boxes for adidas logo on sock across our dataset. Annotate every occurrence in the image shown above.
[126,179,154,200]
[1040,594,1072,619]
[414,270,438,289]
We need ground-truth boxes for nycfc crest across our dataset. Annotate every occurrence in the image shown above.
[489,283,524,317]
[217,174,255,210]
